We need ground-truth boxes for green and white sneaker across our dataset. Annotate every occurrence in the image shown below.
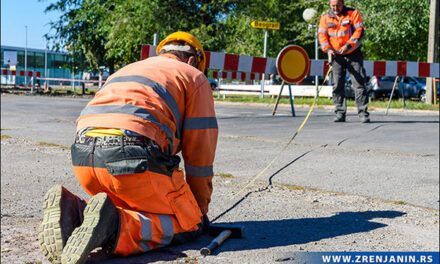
[62,192,119,264]
[38,185,86,264]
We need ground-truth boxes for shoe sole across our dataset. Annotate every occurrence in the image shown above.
[38,185,65,264]
[62,193,116,264]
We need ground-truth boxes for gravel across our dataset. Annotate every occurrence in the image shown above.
[1,136,438,264]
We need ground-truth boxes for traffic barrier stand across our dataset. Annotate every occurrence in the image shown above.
[385,76,408,116]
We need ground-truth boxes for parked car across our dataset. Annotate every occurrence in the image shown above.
[365,76,399,99]
[298,75,331,86]
[208,78,218,90]
[334,76,376,99]
[330,74,439,101]
[343,76,376,99]
[396,76,440,102]
[367,76,439,102]
[271,75,283,85]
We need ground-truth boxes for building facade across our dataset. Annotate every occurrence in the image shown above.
[1,45,80,86]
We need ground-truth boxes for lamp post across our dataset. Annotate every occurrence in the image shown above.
[72,55,75,94]
[303,8,319,96]
[153,33,158,45]
[260,28,268,99]
[311,24,319,96]
[24,25,28,88]
[44,41,48,79]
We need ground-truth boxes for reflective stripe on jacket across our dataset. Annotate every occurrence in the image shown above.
[318,6,364,55]
[76,54,218,214]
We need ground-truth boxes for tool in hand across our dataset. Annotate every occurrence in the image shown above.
[328,52,334,65]
[200,224,245,256]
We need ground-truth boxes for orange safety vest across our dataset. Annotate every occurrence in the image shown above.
[76,54,218,214]
[318,6,364,55]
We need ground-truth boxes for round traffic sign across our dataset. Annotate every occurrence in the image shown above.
[276,45,310,84]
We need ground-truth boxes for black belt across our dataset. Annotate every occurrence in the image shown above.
[73,134,180,176]
[74,134,155,148]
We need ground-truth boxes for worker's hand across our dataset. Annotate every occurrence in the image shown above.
[328,49,336,57]
[339,45,348,55]
[327,50,335,65]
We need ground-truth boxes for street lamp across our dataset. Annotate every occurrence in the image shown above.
[24,25,28,88]
[302,8,319,96]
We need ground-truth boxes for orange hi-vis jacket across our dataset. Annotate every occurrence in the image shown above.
[76,54,218,214]
[318,6,365,55]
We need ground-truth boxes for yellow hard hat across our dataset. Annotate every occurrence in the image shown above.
[156,31,206,73]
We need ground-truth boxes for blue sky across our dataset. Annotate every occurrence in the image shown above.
[1,0,61,49]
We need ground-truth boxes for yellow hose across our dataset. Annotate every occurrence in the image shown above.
[233,66,333,197]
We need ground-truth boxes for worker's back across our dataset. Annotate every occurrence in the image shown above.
[76,53,216,156]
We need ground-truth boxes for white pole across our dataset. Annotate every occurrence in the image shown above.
[153,33,158,45]
[315,29,319,97]
[217,71,222,99]
[44,45,48,90]
[24,25,28,88]
[44,44,47,78]
[260,29,268,99]
[72,55,75,94]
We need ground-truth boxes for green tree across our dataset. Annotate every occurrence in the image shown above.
[43,0,116,73]
[44,0,239,68]
[353,0,431,61]
[43,0,434,72]
[103,0,235,65]
[292,0,432,61]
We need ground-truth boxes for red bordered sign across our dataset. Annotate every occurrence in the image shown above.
[276,45,310,84]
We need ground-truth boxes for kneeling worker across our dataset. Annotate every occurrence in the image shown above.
[38,31,218,264]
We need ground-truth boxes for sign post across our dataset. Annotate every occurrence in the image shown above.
[251,20,280,98]
[273,45,310,117]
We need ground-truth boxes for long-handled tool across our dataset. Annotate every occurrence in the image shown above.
[200,224,245,256]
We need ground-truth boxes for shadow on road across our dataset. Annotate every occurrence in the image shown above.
[219,210,406,253]
[86,210,405,263]
[370,120,439,124]
[85,146,406,263]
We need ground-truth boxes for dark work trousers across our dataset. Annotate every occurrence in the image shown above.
[330,48,369,118]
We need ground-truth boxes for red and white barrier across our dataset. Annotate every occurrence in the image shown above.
[37,77,101,83]
[141,45,276,75]
[309,60,440,78]
[212,71,270,81]
[141,45,440,78]
[1,69,41,77]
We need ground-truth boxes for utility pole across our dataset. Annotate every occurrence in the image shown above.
[153,33,158,46]
[314,27,319,97]
[426,0,439,104]
[44,42,48,79]
[260,29,268,99]
[24,25,28,88]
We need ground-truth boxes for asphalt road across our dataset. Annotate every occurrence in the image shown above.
[1,94,439,264]
[1,94,439,209]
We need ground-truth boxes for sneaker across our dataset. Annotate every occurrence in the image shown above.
[62,192,119,264]
[333,115,346,122]
[360,116,370,123]
[38,185,86,264]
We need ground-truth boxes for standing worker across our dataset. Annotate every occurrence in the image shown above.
[38,31,218,264]
[318,0,370,123]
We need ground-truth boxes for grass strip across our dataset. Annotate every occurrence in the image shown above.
[213,94,439,111]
